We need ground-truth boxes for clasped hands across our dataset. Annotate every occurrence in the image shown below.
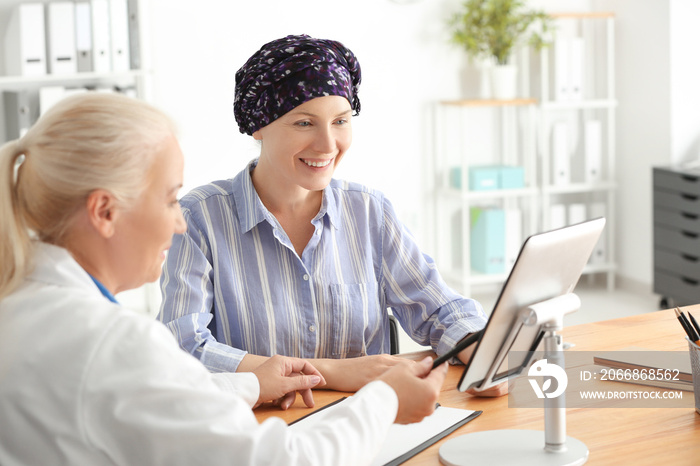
[252,354,448,424]
[251,351,505,425]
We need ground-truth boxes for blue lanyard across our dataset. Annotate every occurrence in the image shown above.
[88,275,119,304]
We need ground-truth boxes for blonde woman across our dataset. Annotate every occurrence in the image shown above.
[0,93,447,465]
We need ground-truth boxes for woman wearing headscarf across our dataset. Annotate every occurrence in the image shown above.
[159,34,494,392]
[0,92,448,465]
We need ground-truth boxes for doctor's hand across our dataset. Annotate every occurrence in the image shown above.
[252,355,326,410]
[378,356,447,425]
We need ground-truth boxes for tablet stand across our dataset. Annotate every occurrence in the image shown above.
[439,293,588,466]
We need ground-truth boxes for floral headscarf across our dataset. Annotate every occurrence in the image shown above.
[233,34,362,135]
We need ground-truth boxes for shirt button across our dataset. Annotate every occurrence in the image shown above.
[315,229,321,236]
[309,325,316,332]
[303,274,310,281]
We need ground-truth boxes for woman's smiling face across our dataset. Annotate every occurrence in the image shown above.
[252,95,352,194]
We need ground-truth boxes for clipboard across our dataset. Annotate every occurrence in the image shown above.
[289,397,482,465]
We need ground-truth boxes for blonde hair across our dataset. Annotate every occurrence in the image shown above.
[0,92,177,299]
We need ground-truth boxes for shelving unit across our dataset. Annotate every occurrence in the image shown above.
[0,70,146,86]
[537,12,617,290]
[430,12,617,296]
[0,0,159,314]
[431,98,538,296]
[0,0,149,143]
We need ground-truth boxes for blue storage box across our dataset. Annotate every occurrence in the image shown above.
[449,167,462,189]
[470,207,506,274]
[449,166,499,190]
[469,166,501,191]
[499,165,525,189]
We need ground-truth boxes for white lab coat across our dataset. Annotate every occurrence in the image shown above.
[0,243,397,466]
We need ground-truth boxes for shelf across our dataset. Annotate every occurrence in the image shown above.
[0,70,146,86]
[443,270,509,287]
[440,98,537,107]
[583,262,617,275]
[543,182,617,195]
[437,186,538,201]
[541,99,618,110]
[438,184,616,198]
[443,262,615,290]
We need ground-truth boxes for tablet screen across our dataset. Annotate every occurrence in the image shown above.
[456,217,606,392]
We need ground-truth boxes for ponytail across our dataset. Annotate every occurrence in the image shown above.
[0,92,176,300]
[0,140,33,299]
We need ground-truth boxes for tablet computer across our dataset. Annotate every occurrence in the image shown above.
[453,217,606,392]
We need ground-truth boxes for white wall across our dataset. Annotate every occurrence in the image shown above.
[144,0,700,293]
[145,0,467,248]
[669,1,700,164]
[602,0,671,287]
[601,0,700,287]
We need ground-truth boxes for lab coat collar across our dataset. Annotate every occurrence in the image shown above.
[29,242,109,302]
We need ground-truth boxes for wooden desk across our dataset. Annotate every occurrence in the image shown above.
[255,308,700,464]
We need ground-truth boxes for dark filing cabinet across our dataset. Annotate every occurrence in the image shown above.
[653,166,700,308]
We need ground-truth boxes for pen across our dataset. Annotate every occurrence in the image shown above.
[680,308,700,342]
[675,307,700,343]
[674,307,692,337]
[681,308,700,343]
[432,329,483,369]
[688,311,700,338]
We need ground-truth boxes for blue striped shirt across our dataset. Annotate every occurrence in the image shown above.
[158,159,487,372]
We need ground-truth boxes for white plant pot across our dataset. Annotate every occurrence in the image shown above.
[460,58,494,99]
[478,60,493,99]
[491,64,518,100]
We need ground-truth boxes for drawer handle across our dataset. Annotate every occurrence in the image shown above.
[681,193,699,201]
[681,231,699,239]
[682,277,699,286]
[681,212,699,220]
[681,254,699,262]
[681,174,700,182]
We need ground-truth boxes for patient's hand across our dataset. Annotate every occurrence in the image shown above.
[457,341,509,397]
[311,354,413,392]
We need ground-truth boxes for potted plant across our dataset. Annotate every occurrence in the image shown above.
[449,0,553,99]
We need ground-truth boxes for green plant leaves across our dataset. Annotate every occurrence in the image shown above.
[449,0,554,65]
